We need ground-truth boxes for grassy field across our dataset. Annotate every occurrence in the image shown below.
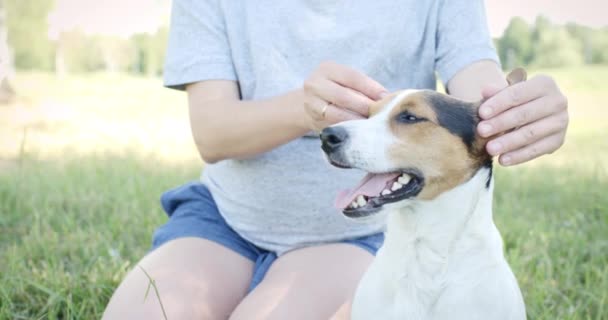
[0,67,607,319]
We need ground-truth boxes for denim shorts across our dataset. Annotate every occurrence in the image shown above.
[151,182,385,292]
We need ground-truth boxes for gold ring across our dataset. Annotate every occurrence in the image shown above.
[321,103,330,119]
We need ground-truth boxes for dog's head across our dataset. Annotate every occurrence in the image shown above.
[321,69,526,219]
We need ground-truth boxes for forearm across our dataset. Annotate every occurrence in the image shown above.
[447,60,507,102]
[189,87,309,163]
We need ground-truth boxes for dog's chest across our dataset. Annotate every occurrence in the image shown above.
[353,238,450,319]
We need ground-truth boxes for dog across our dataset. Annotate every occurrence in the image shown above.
[320,69,527,320]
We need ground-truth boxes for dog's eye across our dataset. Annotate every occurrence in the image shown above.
[397,112,424,124]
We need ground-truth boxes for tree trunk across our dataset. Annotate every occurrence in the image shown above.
[0,0,16,103]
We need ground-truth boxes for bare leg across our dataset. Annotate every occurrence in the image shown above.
[103,237,254,320]
[229,243,373,320]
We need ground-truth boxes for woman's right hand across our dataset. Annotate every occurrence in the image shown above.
[301,61,388,132]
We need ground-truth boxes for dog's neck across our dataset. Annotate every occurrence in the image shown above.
[381,167,504,277]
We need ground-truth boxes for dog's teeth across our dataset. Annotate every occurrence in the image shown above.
[356,195,367,207]
[398,175,411,185]
[351,201,358,208]
[391,182,403,191]
[381,189,391,196]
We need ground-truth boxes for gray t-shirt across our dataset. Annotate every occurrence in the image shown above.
[164,0,499,255]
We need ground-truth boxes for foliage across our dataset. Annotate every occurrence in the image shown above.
[4,0,55,71]
[530,16,584,68]
[497,16,608,69]
[497,17,533,68]
[130,26,169,76]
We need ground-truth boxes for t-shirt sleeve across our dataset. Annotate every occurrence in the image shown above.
[163,0,237,90]
[435,0,500,85]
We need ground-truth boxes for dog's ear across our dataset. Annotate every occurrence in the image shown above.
[471,68,528,164]
[479,68,528,105]
[506,68,527,86]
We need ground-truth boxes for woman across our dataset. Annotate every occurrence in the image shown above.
[103,1,568,319]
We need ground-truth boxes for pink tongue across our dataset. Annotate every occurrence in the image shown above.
[335,172,401,210]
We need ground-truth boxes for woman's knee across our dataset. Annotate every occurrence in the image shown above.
[103,237,254,320]
[229,243,372,320]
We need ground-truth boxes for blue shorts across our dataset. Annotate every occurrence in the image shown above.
[151,182,385,292]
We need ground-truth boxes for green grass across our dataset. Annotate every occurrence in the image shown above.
[1,67,607,319]
[0,156,199,319]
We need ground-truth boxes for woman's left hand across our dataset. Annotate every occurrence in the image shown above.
[477,75,569,166]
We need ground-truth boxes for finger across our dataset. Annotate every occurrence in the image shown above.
[325,104,365,124]
[304,95,328,121]
[313,78,374,117]
[481,84,505,100]
[485,111,568,156]
[477,95,561,137]
[305,95,362,131]
[321,62,387,100]
[311,105,363,132]
[498,132,565,166]
[479,75,552,119]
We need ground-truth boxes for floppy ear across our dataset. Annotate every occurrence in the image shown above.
[471,68,528,163]
[506,67,527,86]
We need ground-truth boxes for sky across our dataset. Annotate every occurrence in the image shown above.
[47,0,608,38]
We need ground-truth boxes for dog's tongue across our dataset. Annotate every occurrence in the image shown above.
[335,172,401,209]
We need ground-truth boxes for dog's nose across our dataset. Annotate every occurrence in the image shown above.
[320,126,348,153]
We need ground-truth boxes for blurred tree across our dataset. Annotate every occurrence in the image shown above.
[5,0,55,71]
[98,36,137,73]
[131,26,168,76]
[57,31,104,73]
[56,31,141,74]
[565,23,594,64]
[497,17,533,70]
[530,16,584,68]
[0,0,15,103]
[589,28,608,64]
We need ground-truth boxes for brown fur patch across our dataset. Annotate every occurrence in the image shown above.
[386,91,487,200]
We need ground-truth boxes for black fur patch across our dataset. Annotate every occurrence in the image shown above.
[426,93,478,150]
[484,159,493,189]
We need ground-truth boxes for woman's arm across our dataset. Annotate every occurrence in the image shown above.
[187,80,308,163]
[188,62,387,163]
[448,61,569,166]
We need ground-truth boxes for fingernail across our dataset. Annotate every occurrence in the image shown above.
[478,123,493,136]
[487,141,502,155]
[501,155,512,165]
[480,107,492,117]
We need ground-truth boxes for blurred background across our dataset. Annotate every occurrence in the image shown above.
[0,0,606,319]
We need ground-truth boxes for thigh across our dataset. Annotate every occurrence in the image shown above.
[103,237,254,320]
[229,243,373,320]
